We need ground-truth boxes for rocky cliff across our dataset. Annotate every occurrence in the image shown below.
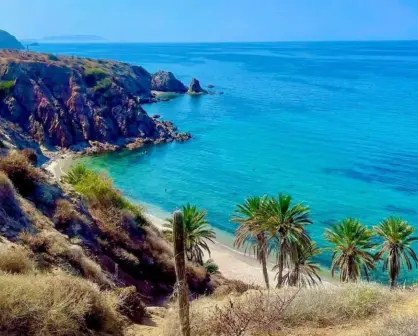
[0,30,24,49]
[0,50,190,150]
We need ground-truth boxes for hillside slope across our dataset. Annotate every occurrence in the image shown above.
[0,30,24,49]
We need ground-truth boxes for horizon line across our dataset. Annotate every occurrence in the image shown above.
[19,38,418,44]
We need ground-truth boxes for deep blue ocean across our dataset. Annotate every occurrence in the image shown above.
[36,42,418,281]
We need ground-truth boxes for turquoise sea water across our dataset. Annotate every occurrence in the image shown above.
[37,42,418,281]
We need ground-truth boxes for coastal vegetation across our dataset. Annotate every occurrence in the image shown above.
[163,204,216,265]
[374,217,418,288]
[0,152,213,335]
[162,283,404,336]
[231,196,271,288]
[231,195,418,288]
[324,218,376,282]
[1,154,418,335]
[0,79,14,98]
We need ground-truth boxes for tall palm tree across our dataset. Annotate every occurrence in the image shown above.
[263,194,313,288]
[374,217,418,288]
[164,204,216,265]
[324,218,376,282]
[231,196,271,289]
[277,242,322,287]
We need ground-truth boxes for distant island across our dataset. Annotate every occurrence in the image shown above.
[0,30,24,49]
[40,34,106,43]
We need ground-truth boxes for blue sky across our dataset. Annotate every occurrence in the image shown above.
[3,0,418,42]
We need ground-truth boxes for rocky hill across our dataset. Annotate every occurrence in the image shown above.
[0,30,24,49]
[0,148,230,335]
[0,50,191,151]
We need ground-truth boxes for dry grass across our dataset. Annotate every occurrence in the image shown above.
[115,286,147,323]
[0,150,43,197]
[282,283,400,328]
[163,290,296,336]
[212,278,260,298]
[20,148,38,165]
[20,230,113,288]
[0,171,18,211]
[54,199,81,228]
[0,273,125,336]
[0,245,35,274]
[162,283,401,336]
[370,314,418,336]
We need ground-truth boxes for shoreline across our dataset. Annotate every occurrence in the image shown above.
[45,152,333,287]
[43,152,77,180]
[143,213,279,287]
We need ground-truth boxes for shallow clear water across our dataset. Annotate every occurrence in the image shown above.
[37,42,418,281]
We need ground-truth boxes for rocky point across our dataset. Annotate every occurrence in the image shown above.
[0,50,192,153]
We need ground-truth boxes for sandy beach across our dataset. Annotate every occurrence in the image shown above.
[45,154,329,288]
[144,213,278,287]
[43,152,76,180]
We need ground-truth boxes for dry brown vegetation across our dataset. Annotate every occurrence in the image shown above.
[0,170,18,210]
[371,314,418,336]
[0,150,43,196]
[0,245,35,274]
[19,230,113,288]
[0,273,125,336]
[161,283,403,336]
[53,198,82,228]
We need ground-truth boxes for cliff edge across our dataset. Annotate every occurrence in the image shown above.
[0,50,190,150]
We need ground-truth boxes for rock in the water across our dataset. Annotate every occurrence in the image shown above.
[187,78,207,94]
[0,30,24,49]
[207,84,215,88]
[151,70,187,93]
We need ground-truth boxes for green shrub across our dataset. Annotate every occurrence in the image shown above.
[0,80,15,99]
[63,164,92,185]
[64,165,145,225]
[93,78,112,92]
[85,68,108,87]
[204,259,219,274]
[47,54,59,61]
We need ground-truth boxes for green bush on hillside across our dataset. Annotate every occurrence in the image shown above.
[64,165,145,225]
[93,78,112,93]
[204,259,219,274]
[84,68,108,87]
[0,80,15,98]
[47,54,59,61]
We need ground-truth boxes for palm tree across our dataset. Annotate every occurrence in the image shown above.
[277,242,322,287]
[263,194,313,288]
[164,204,216,265]
[231,196,271,289]
[374,217,418,288]
[324,218,376,282]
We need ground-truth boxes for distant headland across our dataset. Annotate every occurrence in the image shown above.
[0,30,24,49]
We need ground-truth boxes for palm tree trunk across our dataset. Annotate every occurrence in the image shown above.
[348,255,356,282]
[390,278,395,289]
[277,235,284,288]
[260,242,270,290]
[256,233,270,289]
